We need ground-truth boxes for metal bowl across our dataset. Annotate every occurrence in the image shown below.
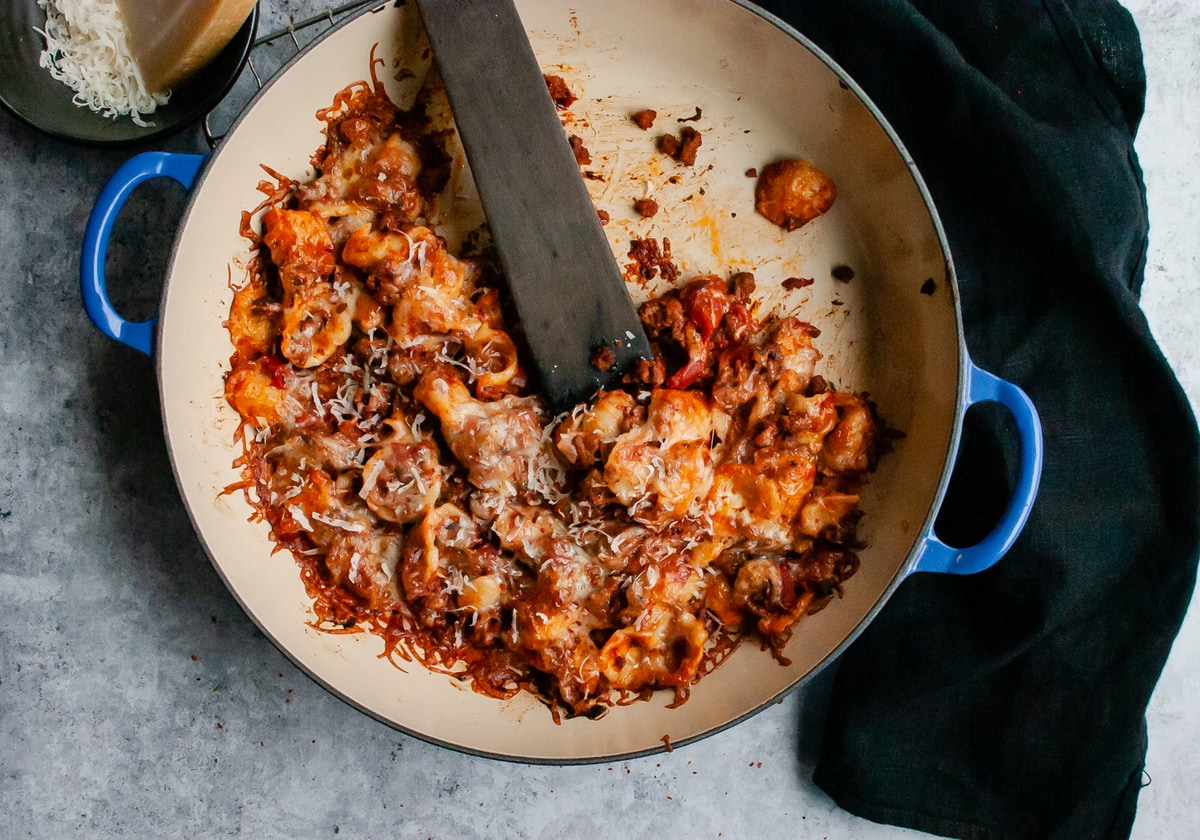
[0,0,257,146]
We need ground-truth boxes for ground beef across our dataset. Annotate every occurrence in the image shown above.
[543,74,576,110]
[730,271,756,300]
[658,126,702,166]
[638,294,687,344]
[782,276,815,290]
[591,344,617,371]
[631,109,657,130]
[569,135,591,165]
[633,198,659,218]
[621,356,667,389]
[626,237,680,285]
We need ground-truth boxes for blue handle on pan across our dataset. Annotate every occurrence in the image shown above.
[81,151,206,356]
[910,360,1044,575]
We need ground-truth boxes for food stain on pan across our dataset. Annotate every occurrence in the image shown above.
[692,212,724,263]
[211,492,233,516]
[560,92,736,286]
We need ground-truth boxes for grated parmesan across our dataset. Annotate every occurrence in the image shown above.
[358,456,386,500]
[36,0,169,127]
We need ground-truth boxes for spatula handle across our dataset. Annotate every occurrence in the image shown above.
[415,0,653,409]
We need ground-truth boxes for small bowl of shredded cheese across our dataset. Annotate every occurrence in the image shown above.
[0,0,258,145]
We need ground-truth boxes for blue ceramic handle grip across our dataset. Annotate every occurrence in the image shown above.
[81,151,206,356]
[911,360,1044,575]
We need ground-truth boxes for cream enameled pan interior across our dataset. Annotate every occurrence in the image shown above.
[157,0,961,761]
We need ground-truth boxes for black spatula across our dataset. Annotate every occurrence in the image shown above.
[413,0,654,411]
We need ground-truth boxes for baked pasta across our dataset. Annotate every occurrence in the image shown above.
[224,64,883,719]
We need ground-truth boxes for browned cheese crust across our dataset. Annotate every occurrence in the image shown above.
[755,159,837,231]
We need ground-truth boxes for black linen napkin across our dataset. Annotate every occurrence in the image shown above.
[752,1,1200,838]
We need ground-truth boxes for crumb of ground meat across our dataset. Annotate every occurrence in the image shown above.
[832,265,855,282]
[578,467,619,505]
[755,159,836,231]
[622,356,666,389]
[569,135,591,165]
[633,198,659,218]
[591,344,617,371]
[745,167,758,178]
[626,237,680,284]
[543,75,576,109]
[628,238,662,281]
[782,276,815,290]
[597,209,610,225]
[658,126,702,166]
[631,109,656,130]
[730,271,756,299]
[638,294,687,343]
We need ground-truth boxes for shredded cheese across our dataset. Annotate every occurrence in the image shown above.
[359,456,386,500]
[36,0,169,126]
[311,511,366,533]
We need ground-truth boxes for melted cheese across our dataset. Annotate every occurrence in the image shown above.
[604,390,715,522]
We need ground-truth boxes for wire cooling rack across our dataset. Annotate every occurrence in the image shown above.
[203,0,381,146]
